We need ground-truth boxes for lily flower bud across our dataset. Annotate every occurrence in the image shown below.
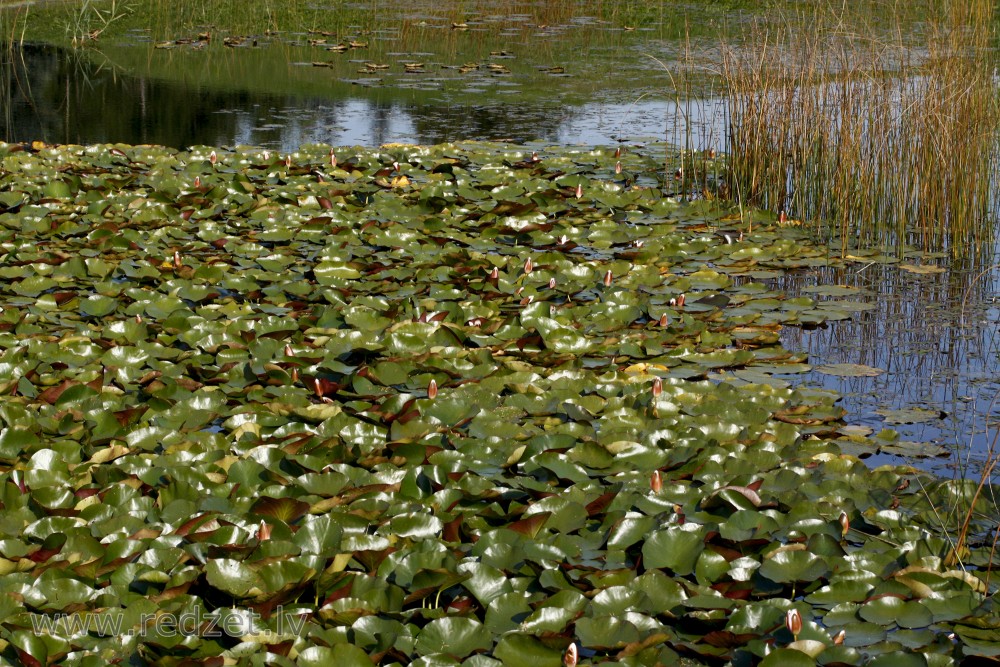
[786,609,802,640]
[650,470,663,493]
[563,643,578,667]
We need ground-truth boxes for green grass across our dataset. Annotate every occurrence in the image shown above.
[4,0,762,46]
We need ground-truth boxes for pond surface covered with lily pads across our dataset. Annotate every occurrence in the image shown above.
[3,0,998,479]
[0,140,997,665]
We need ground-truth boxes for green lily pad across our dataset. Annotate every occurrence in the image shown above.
[816,363,884,377]
[415,617,492,658]
[642,527,705,576]
[205,559,264,598]
[758,549,831,584]
[875,407,942,424]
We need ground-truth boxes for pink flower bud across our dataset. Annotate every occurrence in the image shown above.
[652,377,662,397]
[786,609,802,639]
[428,379,438,399]
[563,642,578,667]
[603,270,612,286]
[650,470,662,493]
[257,520,272,541]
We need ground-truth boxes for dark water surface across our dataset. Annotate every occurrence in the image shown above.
[778,263,1000,477]
[3,43,710,149]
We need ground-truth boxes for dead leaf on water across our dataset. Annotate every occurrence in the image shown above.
[816,363,884,377]
[879,441,949,458]
[899,264,945,274]
[876,407,942,424]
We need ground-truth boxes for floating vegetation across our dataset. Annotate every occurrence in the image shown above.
[0,140,996,664]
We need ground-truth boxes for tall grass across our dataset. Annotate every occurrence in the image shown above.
[720,0,999,260]
[0,2,29,142]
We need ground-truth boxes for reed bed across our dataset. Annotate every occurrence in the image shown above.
[719,0,1000,260]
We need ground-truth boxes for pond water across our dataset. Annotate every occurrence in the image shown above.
[1,43,727,150]
[778,262,1000,477]
[1,9,998,479]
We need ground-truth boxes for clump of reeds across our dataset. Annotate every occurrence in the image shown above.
[720,0,999,260]
[649,25,729,202]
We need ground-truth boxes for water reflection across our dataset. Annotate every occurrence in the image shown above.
[776,262,1000,477]
[1,43,727,150]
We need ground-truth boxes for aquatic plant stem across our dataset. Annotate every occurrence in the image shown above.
[947,391,1000,568]
[719,0,999,259]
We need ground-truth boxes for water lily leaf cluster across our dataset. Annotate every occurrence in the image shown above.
[0,140,995,665]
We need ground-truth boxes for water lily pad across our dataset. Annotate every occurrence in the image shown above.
[899,264,945,274]
[801,285,862,296]
[760,647,817,666]
[879,441,949,458]
[758,549,830,583]
[816,363,884,377]
[493,633,563,667]
[415,617,492,658]
[642,527,705,575]
[205,558,264,598]
[875,407,942,424]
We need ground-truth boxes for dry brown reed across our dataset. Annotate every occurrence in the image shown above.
[720,0,999,260]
